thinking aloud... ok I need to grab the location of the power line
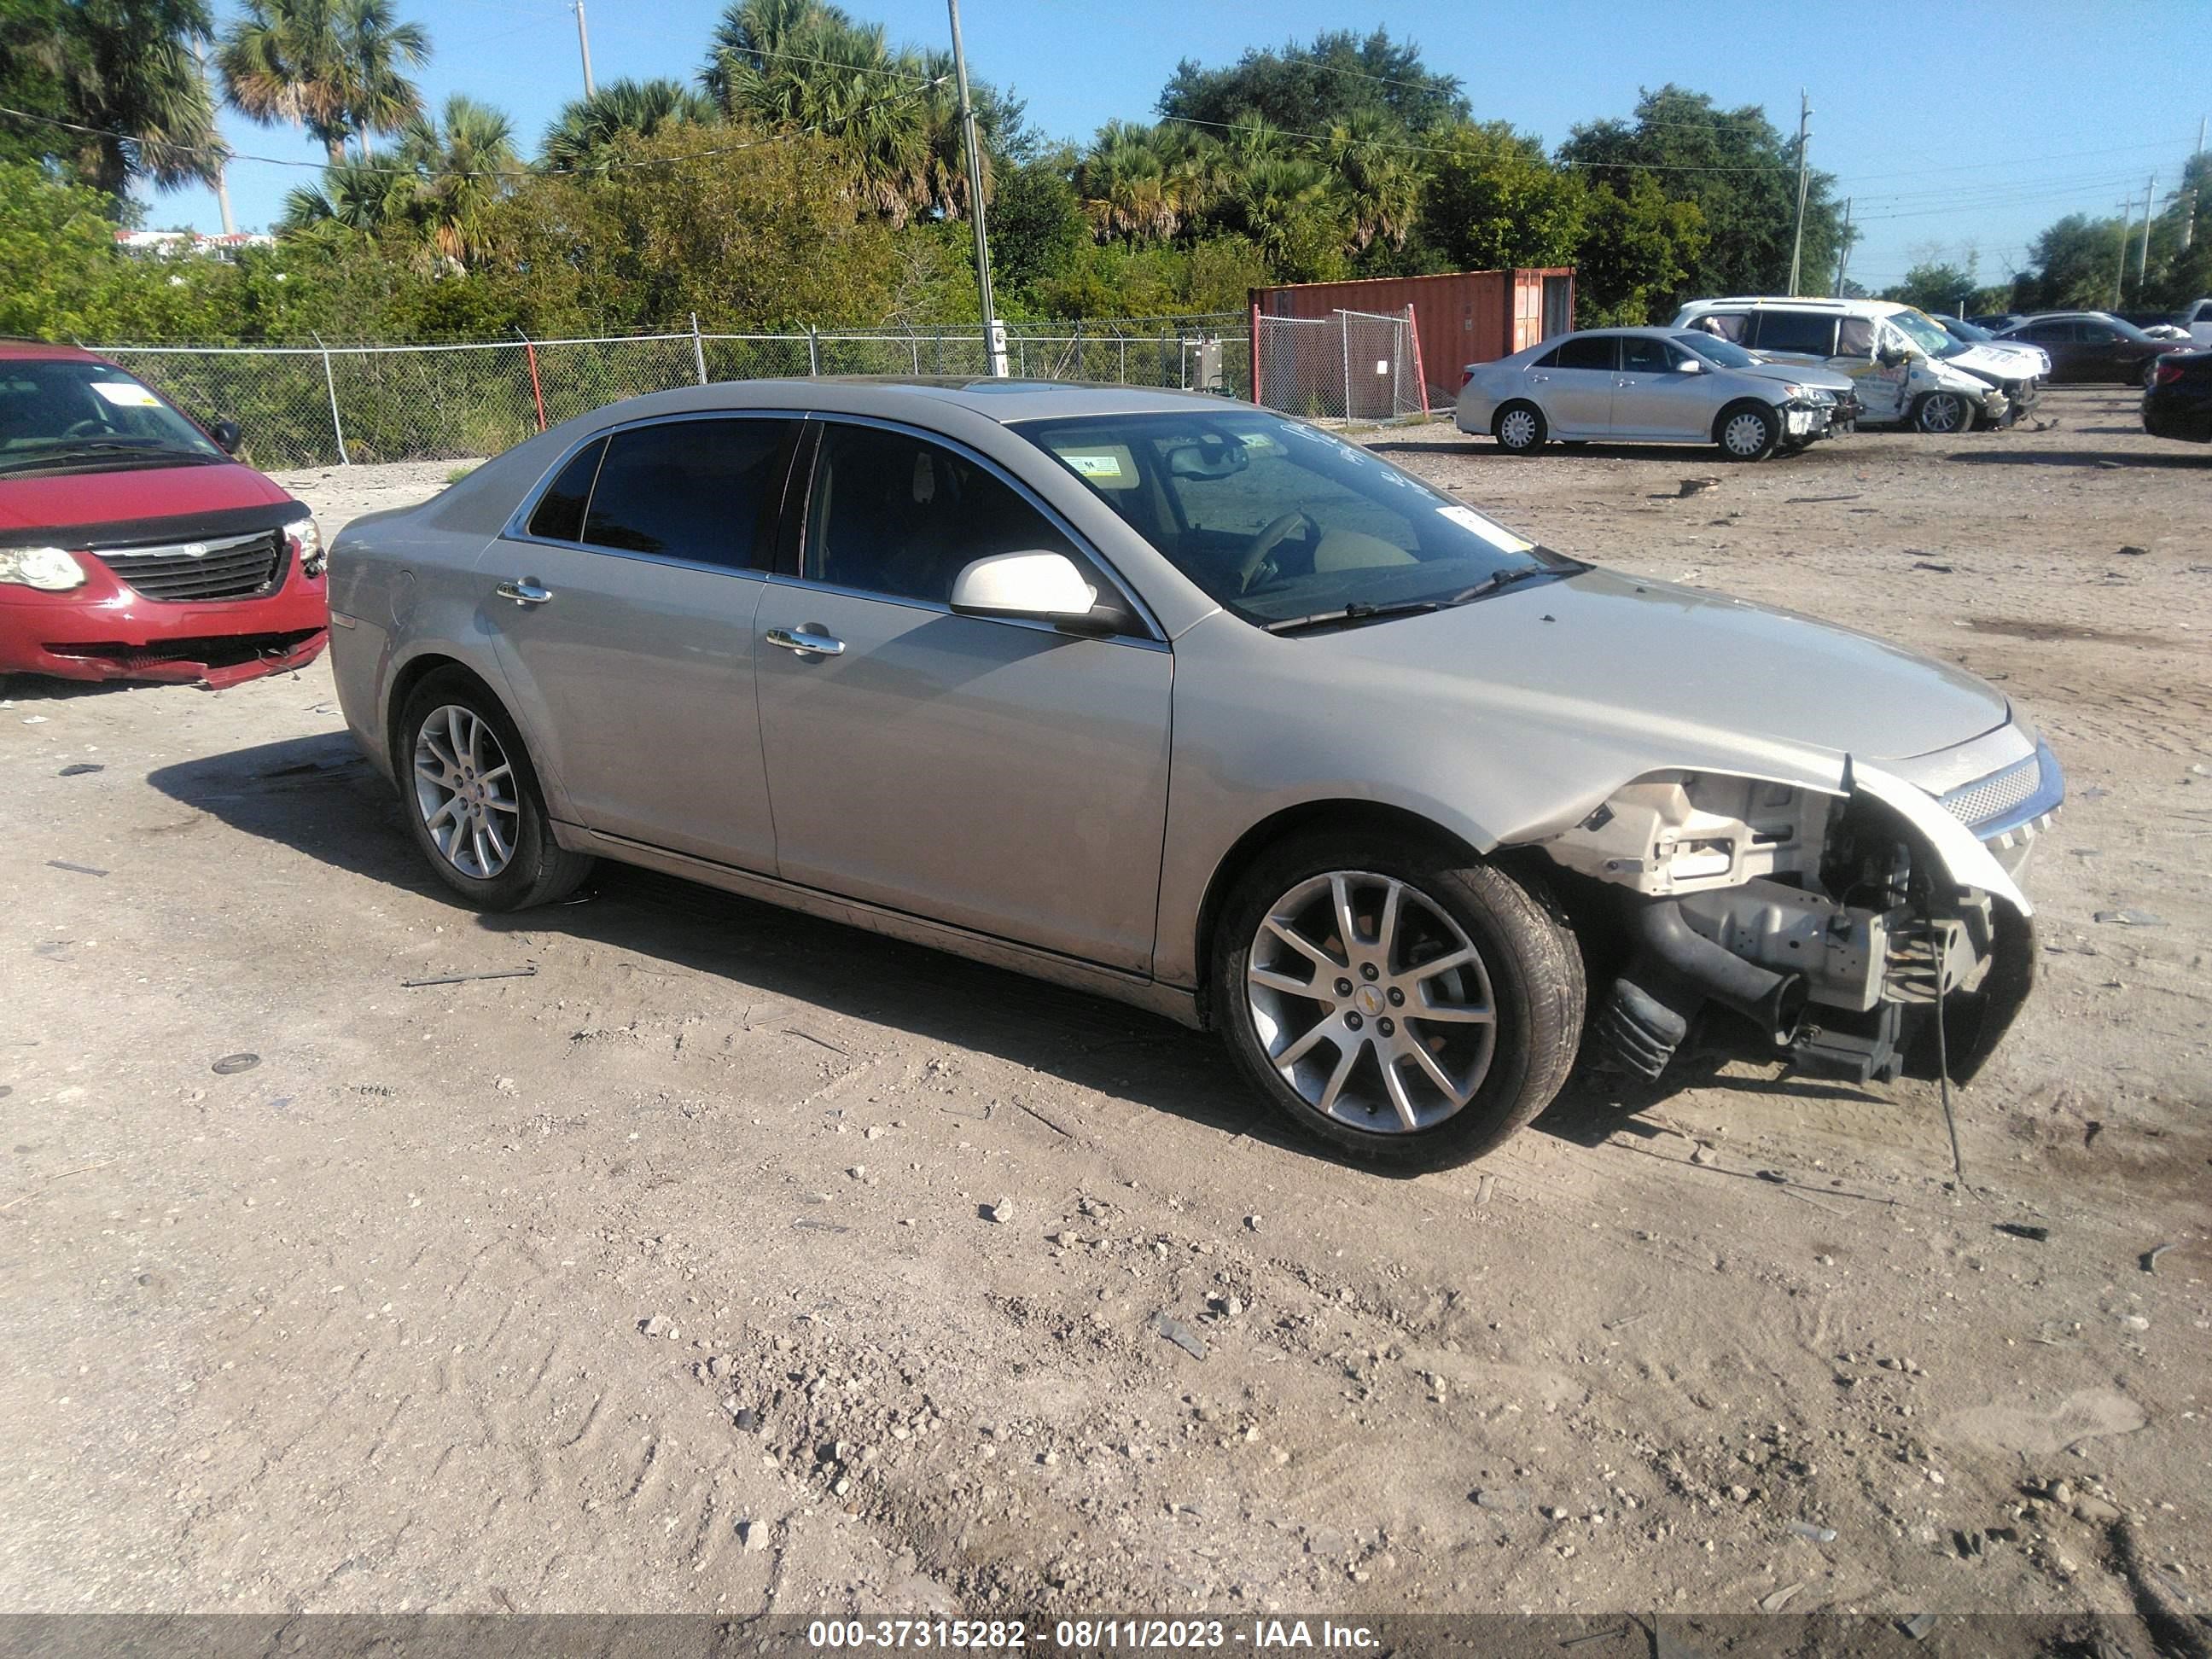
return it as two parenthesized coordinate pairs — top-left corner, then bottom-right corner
(0, 76), (949, 185)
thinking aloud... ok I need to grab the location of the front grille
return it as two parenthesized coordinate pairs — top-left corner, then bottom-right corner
(1940, 753), (2042, 830)
(90, 530), (287, 602)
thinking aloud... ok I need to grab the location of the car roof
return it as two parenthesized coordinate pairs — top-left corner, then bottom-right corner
(0, 338), (104, 363)
(580, 376), (1248, 427)
(1682, 295), (1906, 318)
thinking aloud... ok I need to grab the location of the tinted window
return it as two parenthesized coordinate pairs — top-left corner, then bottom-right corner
(1553, 335), (1616, 370)
(1619, 335), (1671, 373)
(2076, 320), (2118, 342)
(805, 422), (1080, 607)
(1529, 346), (1561, 369)
(2022, 320), (2069, 342)
(527, 438), (604, 541)
(1752, 311), (1837, 355)
(579, 418), (795, 567)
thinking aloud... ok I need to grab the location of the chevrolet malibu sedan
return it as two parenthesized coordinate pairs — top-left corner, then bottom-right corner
(0, 341), (327, 687)
(330, 381), (2059, 1167)
(1456, 328), (1837, 458)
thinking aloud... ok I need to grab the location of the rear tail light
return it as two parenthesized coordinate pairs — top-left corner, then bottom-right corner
(1460, 366), (1476, 387)
(2154, 358), (2186, 387)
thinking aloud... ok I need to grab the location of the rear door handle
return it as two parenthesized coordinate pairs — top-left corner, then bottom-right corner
(495, 579), (552, 607)
(765, 626), (845, 656)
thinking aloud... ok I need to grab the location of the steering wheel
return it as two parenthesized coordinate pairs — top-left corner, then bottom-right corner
(63, 418), (108, 438)
(1236, 509), (1318, 593)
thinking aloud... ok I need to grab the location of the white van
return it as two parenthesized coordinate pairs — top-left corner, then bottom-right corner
(1673, 296), (2025, 434)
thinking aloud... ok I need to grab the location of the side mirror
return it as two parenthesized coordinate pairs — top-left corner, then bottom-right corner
(1674, 358), (1703, 373)
(950, 550), (1102, 626)
(210, 419), (242, 453)
(1877, 346), (1909, 367)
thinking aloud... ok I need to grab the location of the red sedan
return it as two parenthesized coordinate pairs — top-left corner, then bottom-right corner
(0, 341), (327, 688)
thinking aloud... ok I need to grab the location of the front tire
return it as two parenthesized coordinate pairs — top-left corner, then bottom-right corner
(1493, 401), (1546, 455)
(1715, 401), (1778, 461)
(1912, 391), (1972, 434)
(397, 668), (593, 911)
(1214, 833), (1586, 1168)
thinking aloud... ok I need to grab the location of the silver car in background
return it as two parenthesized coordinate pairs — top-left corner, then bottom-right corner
(330, 381), (2058, 1167)
(1456, 327), (1837, 459)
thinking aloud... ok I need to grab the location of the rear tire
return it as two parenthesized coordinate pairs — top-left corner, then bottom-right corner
(1715, 401), (1778, 461)
(396, 668), (593, 911)
(1214, 831), (1586, 1168)
(1493, 402), (1546, 455)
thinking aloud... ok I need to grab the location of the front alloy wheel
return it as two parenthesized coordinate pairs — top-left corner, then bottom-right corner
(1247, 870), (1498, 1132)
(1914, 391), (1971, 434)
(1215, 835), (1586, 1167)
(1718, 405), (1778, 460)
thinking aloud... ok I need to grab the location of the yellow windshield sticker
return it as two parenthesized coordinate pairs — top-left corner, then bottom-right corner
(90, 381), (161, 408)
(1062, 453), (1121, 479)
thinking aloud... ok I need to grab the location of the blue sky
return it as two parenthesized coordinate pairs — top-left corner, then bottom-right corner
(160, 0), (2209, 298)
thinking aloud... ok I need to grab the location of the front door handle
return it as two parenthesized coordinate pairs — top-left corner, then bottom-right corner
(765, 626), (845, 656)
(495, 579), (553, 607)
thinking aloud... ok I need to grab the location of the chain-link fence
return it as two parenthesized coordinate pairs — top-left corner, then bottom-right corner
(1252, 308), (1426, 426)
(94, 316), (1250, 471)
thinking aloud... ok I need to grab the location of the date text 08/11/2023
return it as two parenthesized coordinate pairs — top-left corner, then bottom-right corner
(804, 1619), (1382, 1650)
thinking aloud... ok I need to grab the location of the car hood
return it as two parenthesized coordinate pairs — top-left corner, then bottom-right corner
(1735, 359), (1855, 393)
(0, 460), (290, 538)
(1312, 567), (2010, 768)
(1946, 342), (2041, 378)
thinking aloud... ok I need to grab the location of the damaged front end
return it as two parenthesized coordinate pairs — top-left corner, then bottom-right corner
(1541, 748), (2059, 1087)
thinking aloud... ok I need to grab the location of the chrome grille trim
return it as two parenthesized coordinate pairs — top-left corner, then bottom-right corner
(91, 530), (287, 602)
(1941, 752), (2042, 829)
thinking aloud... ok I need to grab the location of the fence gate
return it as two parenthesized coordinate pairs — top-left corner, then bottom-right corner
(1253, 308), (1425, 425)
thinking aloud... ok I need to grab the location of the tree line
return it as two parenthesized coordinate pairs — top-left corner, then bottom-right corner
(4, 1), (2200, 348)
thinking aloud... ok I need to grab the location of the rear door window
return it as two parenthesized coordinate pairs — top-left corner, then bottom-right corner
(1553, 335), (1617, 371)
(579, 417), (797, 568)
(1750, 311), (1837, 354)
(526, 438), (604, 542)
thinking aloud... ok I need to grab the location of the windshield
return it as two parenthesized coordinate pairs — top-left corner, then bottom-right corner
(1016, 410), (1573, 626)
(1674, 332), (1760, 370)
(2101, 315), (2157, 342)
(1893, 311), (1962, 359)
(0, 361), (222, 474)
(1940, 317), (1995, 343)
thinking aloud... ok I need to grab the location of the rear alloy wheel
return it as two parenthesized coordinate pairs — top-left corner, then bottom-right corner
(1215, 834), (1585, 1167)
(1716, 402), (1778, 461)
(1493, 402), (1546, 455)
(1913, 391), (1972, 434)
(398, 670), (593, 911)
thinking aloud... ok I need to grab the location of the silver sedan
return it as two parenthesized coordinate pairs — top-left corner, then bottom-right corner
(330, 381), (2058, 1167)
(1458, 327), (1838, 458)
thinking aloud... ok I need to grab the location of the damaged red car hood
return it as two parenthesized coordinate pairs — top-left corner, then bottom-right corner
(0, 461), (292, 537)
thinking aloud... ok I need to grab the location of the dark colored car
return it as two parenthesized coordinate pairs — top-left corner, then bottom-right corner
(1967, 313), (2025, 333)
(1995, 312), (2190, 387)
(2143, 349), (2212, 442)
(0, 341), (327, 686)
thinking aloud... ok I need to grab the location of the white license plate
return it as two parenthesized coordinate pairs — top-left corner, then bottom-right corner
(1786, 411), (1813, 434)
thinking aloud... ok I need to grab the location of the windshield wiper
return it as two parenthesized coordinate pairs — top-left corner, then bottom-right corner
(1447, 564), (1563, 604)
(0, 439), (217, 474)
(1262, 599), (1441, 636)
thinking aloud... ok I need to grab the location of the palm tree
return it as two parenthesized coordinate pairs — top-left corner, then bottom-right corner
(276, 154), (410, 235)
(539, 78), (715, 173)
(1075, 122), (1214, 243)
(218, 0), (428, 164)
(395, 93), (515, 265)
(1323, 110), (1419, 252)
(334, 0), (428, 160)
(3, 0), (225, 195)
(701, 0), (946, 226)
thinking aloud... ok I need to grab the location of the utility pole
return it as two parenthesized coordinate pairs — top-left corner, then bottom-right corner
(573, 0), (596, 97)
(1832, 196), (1852, 295)
(191, 39), (236, 237)
(946, 0), (1004, 375)
(1787, 89), (1812, 295)
(2111, 189), (2135, 309)
(2187, 116), (2205, 250)
(2137, 172), (2155, 287)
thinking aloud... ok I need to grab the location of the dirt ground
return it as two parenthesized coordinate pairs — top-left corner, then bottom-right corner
(3, 389), (2207, 1632)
